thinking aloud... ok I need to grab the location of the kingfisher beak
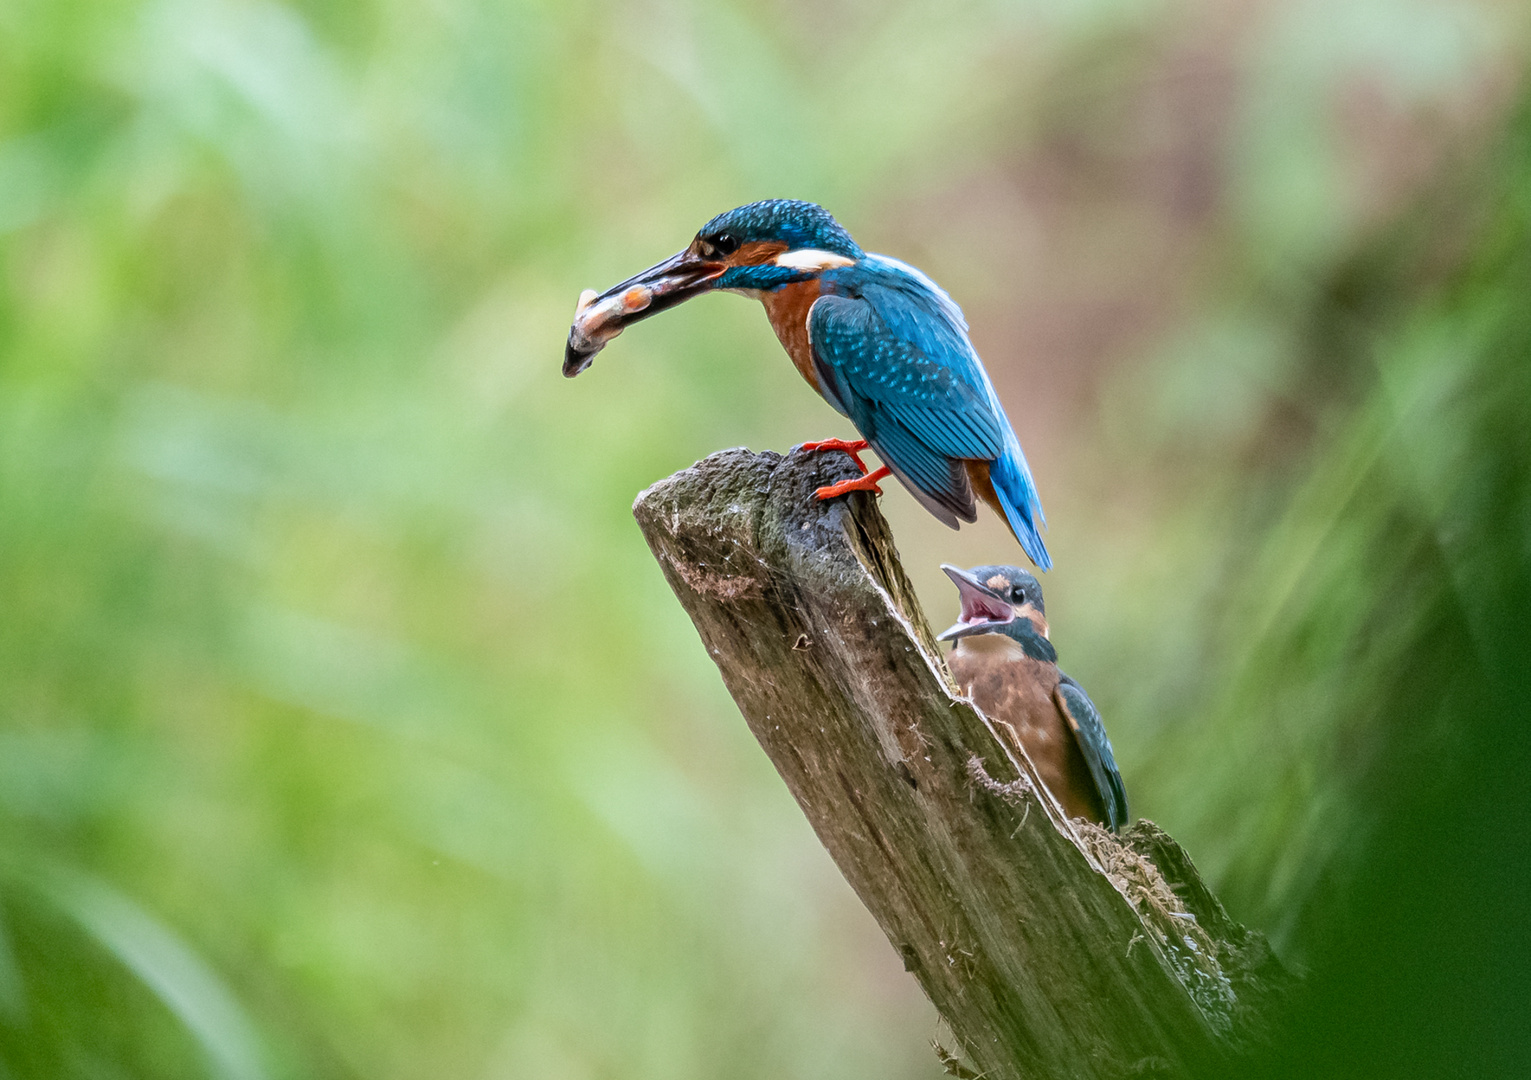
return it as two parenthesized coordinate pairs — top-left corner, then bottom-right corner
(564, 249), (727, 377)
(936, 565), (1016, 641)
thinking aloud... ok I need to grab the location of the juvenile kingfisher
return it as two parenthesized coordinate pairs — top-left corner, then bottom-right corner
(564, 199), (1050, 569)
(938, 564), (1127, 831)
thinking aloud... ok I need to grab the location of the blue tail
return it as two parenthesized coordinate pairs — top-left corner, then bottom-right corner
(991, 435), (1051, 571)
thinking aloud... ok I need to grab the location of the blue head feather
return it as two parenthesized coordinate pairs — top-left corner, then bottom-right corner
(697, 200), (864, 260)
(968, 565), (1045, 615)
(968, 565), (1055, 660)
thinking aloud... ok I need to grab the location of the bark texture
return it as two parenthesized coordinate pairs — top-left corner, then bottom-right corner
(632, 446), (1293, 1080)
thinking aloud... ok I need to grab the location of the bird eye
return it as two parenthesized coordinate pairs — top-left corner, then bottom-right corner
(710, 233), (740, 257)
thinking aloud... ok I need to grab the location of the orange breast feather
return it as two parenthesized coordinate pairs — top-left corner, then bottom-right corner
(761, 282), (824, 395)
(949, 641), (1107, 825)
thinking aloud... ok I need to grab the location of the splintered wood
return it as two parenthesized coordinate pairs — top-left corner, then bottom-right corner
(633, 446), (1293, 1080)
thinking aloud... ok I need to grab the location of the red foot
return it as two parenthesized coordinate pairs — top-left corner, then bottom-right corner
(801, 438), (870, 473)
(815, 465), (892, 500)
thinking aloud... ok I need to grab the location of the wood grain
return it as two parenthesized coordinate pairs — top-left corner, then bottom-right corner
(633, 446), (1291, 1080)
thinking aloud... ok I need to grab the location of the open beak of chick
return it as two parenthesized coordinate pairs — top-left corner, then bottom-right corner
(936, 565), (1017, 641)
(564, 248), (727, 377)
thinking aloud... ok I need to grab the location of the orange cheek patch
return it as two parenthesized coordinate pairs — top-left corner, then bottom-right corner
(728, 240), (789, 266)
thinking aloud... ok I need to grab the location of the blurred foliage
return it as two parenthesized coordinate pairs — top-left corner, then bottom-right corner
(1124, 90), (1531, 1079)
(0, 0), (1527, 1078)
(1254, 100), (1531, 1076)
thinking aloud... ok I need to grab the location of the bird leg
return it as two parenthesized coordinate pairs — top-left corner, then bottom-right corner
(800, 438), (870, 473)
(815, 466), (892, 500)
(802, 438), (885, 497)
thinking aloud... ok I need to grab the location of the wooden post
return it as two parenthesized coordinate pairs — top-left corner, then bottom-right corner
(633, 447), (1292, 1080)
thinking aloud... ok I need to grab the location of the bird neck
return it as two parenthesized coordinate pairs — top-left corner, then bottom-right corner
(992, 616), (1057, 662)
(759, 279), (826, 395)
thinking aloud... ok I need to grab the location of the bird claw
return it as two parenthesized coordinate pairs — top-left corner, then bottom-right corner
(801, 437), (871, 472)
(814, 466), (892, 500)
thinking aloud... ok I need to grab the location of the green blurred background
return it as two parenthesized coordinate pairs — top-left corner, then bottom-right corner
(2, 1), (1529, 1077)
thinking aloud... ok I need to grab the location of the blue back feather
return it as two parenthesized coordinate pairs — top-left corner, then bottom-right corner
(812, 256), (1051, 569)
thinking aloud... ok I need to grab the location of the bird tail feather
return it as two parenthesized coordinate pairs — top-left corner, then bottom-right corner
(990, 438), (1051, 571)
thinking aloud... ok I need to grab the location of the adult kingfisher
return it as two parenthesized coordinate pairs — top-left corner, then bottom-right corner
(938, 564), (1127, 830)
(564, 199), (1050, 569)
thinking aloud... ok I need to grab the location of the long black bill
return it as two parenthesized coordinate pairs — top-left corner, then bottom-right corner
(563, 249), (726, 377)
(936, 564), (1017, 641)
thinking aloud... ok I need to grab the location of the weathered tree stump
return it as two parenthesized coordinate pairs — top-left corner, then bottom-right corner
(633, 447), (1292, 1080)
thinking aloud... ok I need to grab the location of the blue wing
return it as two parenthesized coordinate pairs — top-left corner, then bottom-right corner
(1054, 675), (1129, 832)
(810, 257), (1050, 567)
(809, 294), (999, 524)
